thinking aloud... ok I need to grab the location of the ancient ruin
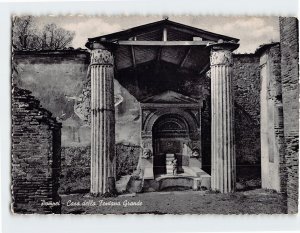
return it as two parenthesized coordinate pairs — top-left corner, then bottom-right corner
(11, 16), (299, 214)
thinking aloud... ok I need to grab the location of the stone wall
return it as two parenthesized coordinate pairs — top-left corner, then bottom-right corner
(232, 54), (261, 181)
(258, 43), (286, 192)
(59, 146), (91, 194)
(11, 85), (62, 214)
(59, 144), (140, 194)
(280, 17), (299, 214)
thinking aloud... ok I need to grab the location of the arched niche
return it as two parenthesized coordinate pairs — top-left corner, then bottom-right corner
(139, 91), (202, 177)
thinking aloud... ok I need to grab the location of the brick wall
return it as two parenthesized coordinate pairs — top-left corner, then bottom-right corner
(11, 85), (62, 214)
(280, 17), (299, 214)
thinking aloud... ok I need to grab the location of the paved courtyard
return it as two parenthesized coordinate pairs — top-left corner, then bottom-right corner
(61, 189), (287, 214)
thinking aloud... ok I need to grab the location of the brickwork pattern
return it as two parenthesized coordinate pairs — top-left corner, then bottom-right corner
(280, 17), (299, 214)
(11, 86), (62, 214)
(267, 44), (287, 193)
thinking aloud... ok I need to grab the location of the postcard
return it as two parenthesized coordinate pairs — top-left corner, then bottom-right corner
(11, 14), (298, 215)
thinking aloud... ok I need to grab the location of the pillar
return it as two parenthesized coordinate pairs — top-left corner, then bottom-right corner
(90, 42), (116, 195)
(209, 42), (239, 193)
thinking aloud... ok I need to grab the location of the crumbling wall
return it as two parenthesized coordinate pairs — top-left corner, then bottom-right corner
(11, 86), (62, 214)
(280, 17), (299, 214)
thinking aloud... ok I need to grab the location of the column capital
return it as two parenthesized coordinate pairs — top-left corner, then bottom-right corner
(90, 42), (114, 66)
(209, 42), (239, 66)
(210, 50), (233, 66)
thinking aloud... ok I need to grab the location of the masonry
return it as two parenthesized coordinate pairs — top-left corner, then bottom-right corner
(280, 17), (299, 214)
(11, 18), (299, 211)
(11, 84), (62, 214)
(253, 17), (299, 213)
(233, 54), (261, 182)
(13, 48), (262, 193)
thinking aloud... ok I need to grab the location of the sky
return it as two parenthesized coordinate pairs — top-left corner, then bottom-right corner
(33, 15), (280, 53)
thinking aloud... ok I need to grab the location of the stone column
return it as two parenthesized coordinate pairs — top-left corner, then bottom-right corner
(209, 42), (239, 193)
(90, 42), (116, 195)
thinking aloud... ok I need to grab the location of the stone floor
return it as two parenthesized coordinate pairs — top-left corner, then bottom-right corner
(60, 188), (287, 214)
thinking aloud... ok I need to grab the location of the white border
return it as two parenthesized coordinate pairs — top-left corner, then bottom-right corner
(1, 1), (299, 233)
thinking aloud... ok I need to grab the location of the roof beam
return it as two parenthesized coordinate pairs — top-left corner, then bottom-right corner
(179, 47), (192, 68)
(116, 40), (214, 46)
(130, 46), (136, 68)
(167, 25), (235, 42)
(162, 28), (167, 41)
(154, 46), (163, 75)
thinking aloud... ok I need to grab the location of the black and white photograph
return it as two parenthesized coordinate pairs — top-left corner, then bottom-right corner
(1, 0), (300, 232)
(9, 13), (299, 216)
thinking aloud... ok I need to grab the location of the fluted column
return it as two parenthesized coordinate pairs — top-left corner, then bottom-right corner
(90, 43), (116, 195)
(210, 42), (239, 193)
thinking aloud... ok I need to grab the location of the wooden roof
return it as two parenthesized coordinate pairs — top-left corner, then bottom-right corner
(86, 19), (239, 74)
(142, 90), (199, 104)
(87, 19), (239, 43)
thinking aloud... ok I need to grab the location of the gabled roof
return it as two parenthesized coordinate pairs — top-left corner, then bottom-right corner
(142, 90), (199, 104)
(86, 19), (239, 45)
(85, 19), (239, 74)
